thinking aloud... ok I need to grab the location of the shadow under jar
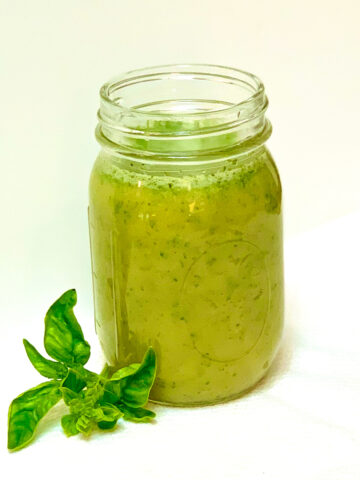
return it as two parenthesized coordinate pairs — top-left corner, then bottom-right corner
(89, 64), (284, 406)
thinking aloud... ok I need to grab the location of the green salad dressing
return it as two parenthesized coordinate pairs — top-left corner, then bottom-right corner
(89, 143), (283, 405)
(90, 65), (284, 405)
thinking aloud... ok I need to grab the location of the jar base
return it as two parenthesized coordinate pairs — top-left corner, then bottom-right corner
(148, 370), (268, 408)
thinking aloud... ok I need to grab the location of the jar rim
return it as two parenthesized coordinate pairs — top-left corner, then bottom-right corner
(99, 63), (265, 120)
(97, 64), (270, 163)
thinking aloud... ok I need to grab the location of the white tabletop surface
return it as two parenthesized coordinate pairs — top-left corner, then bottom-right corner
(1, 211), (360, 479)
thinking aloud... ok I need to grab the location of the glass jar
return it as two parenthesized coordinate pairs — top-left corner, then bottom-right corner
(89, 64), (284, 406)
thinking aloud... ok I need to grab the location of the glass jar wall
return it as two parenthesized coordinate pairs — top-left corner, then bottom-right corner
(89, 65), (284, 406)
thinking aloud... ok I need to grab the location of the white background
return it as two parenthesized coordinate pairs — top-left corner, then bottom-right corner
(1, 1), (359, 478)
(1, 0), (360, 306)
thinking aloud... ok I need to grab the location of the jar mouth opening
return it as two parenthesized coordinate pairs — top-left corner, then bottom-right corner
(97, 64), (270, 161)
(99, 64), (265, 120)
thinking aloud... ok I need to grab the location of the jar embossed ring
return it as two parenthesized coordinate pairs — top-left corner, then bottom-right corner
(89, 64), (284, 406)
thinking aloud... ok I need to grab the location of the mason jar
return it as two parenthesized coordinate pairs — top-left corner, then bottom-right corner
(89, 64), (284, 406)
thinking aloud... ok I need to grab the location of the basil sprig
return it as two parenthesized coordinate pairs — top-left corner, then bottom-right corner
(7, 289), (157, 451)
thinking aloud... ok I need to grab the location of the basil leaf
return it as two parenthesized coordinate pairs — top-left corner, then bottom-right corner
(97, 419), (118, 430)
(23, 339), (68, 379)
(61, 387), (80, 406)
(110, 363), (141, 381)
(44, 289), (90, 366)
(61, 369), (86, 393)
(101, 363), (141, 404)
(76, 415), (93, 435)
(119, 347), (156, 408)
(102, 349), (156, 407)
(100, 403), (123, 422)
(61, 414), (79, 437)
(117, 404), (156, 423)
(8, 381), (61, 451)
(101, 384), (120, 405)
(96, 403), (122, 430)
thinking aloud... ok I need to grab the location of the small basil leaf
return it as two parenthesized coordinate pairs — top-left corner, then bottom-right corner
(60, 387), (81, 406)
(101, 363), (141, 403)
(110, 363), (141, 381)
(91, 407), (105, 423)
(68, 397), (85, 417)
(8, 380), (61, 451)
(61, 369), (86, 393)
(76, 415), (93, 435)
(97, 419), (118, 430)
(120, 347), (156, 408)
(44, 289), (90, 366)
(117, 404), (156, 423)
(102, 378), (122, 404)
(61, 414), (79, 437)
(100, 403), (123, 422)
(23, 339), (68, 379)
(101, 385), (120, 405)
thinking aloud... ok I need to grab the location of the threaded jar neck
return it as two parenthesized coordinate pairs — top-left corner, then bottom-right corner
(96, 64), (271, 165)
